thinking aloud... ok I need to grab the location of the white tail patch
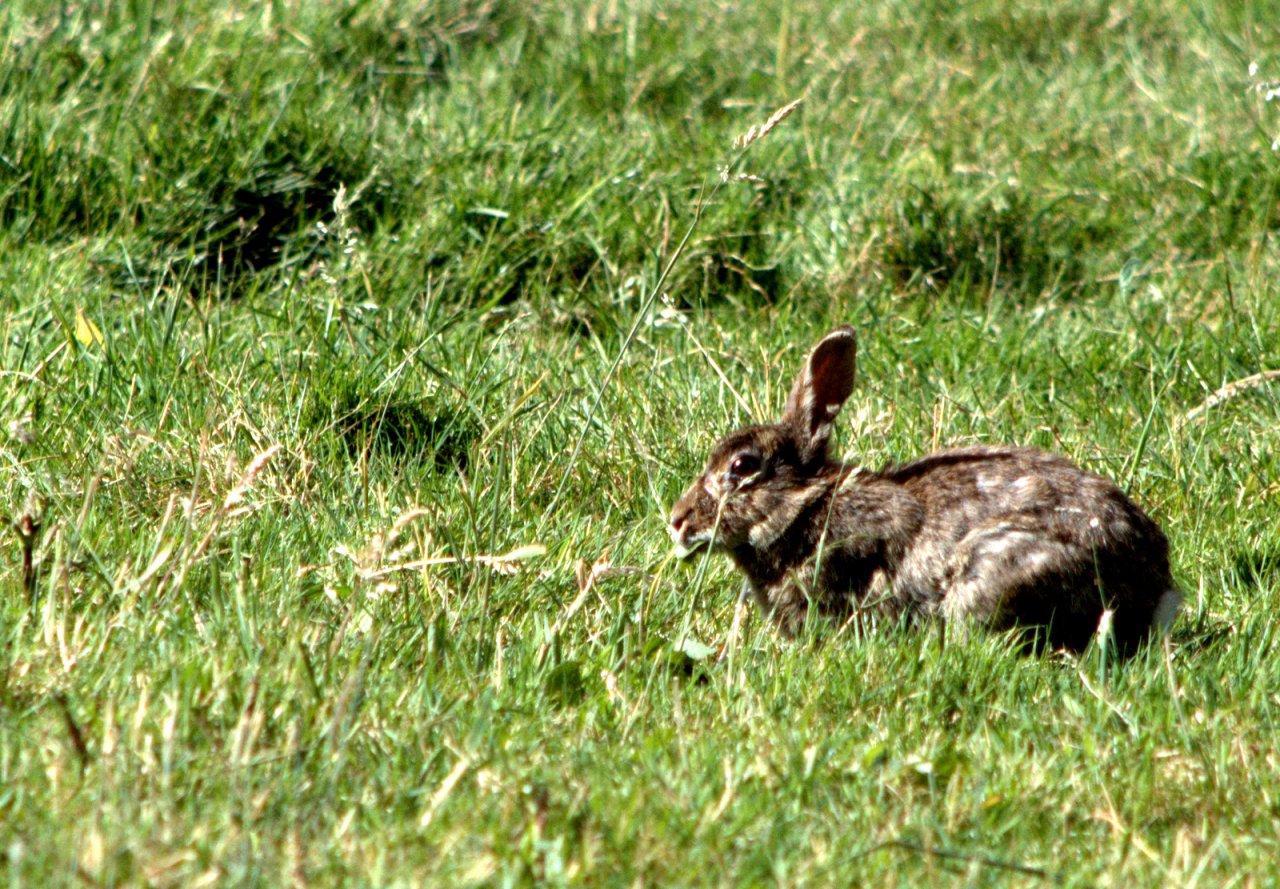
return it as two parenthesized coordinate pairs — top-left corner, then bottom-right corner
(1153, 588), (1183, 632)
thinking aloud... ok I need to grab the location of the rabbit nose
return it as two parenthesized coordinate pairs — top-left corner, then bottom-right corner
(670, 482), (709, 543)
(669, 504), (690, 535)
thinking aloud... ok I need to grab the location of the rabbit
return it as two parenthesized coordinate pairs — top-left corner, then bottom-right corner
(667, 326), (1181, 654)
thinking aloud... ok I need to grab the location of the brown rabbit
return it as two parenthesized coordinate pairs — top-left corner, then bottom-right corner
(668, 326), (1181, 653)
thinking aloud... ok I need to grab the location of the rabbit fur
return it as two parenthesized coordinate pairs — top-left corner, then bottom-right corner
(667, 326), (1181, 653)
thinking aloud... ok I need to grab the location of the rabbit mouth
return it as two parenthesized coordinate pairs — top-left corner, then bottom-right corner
(671, 540), (709, 559)
(668, 525), (712, 559)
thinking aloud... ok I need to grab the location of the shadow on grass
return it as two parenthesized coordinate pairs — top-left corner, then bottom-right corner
(304, 369), (477, 470)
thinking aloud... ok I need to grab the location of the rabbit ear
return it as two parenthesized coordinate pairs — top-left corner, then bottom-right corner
(781, 326), (857, 465)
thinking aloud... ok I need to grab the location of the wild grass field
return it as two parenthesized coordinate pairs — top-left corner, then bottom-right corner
(3, 0), (1280, 885)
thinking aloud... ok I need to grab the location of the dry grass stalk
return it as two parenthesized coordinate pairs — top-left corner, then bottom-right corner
(418, 755), (471, 830)
(535, 558), (643, 666)
(732, 98), (802, 149)
(222, 445), (281, 512)
(718, 168), (767, 184)
(350, 543), (545, 581)
(1182, 369), (1280, 423)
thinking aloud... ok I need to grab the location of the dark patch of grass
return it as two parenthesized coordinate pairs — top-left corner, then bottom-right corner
(307, 0), (523, 105)
(452, 219), (607, 309)
(878, 185), (1115, 298)
(1174, 149), (1280, 256)
(188, 134), (388, 292)
(0, 115), (124, 239)
(935, 2), (1182, 67)
(676, 184), (805, 305)
(688, 241), (784, 303)
(305, 368), (477, 469)
(1228, 545), (1280, 591)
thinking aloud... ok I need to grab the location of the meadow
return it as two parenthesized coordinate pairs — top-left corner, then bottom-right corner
(3, 0), (1280, 885)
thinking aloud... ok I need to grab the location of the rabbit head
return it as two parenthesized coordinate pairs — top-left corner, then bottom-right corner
(668, 326), (858, 557)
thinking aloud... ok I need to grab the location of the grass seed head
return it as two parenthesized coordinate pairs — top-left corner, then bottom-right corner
(733, 98), (802, 149)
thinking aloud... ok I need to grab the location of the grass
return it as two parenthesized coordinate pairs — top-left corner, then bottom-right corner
(2, 0), (1280, 884)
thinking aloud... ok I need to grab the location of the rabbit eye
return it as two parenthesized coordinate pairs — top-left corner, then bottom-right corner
(728, 452), (762, 479)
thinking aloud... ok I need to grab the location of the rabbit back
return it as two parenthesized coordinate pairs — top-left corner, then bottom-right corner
(879, 446), (1175, 651)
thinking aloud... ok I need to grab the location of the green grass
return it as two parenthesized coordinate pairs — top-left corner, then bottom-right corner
(3, 0), (1280, 884)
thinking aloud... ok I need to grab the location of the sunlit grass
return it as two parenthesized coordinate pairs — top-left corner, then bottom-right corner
(3, 0), (1280, 885)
